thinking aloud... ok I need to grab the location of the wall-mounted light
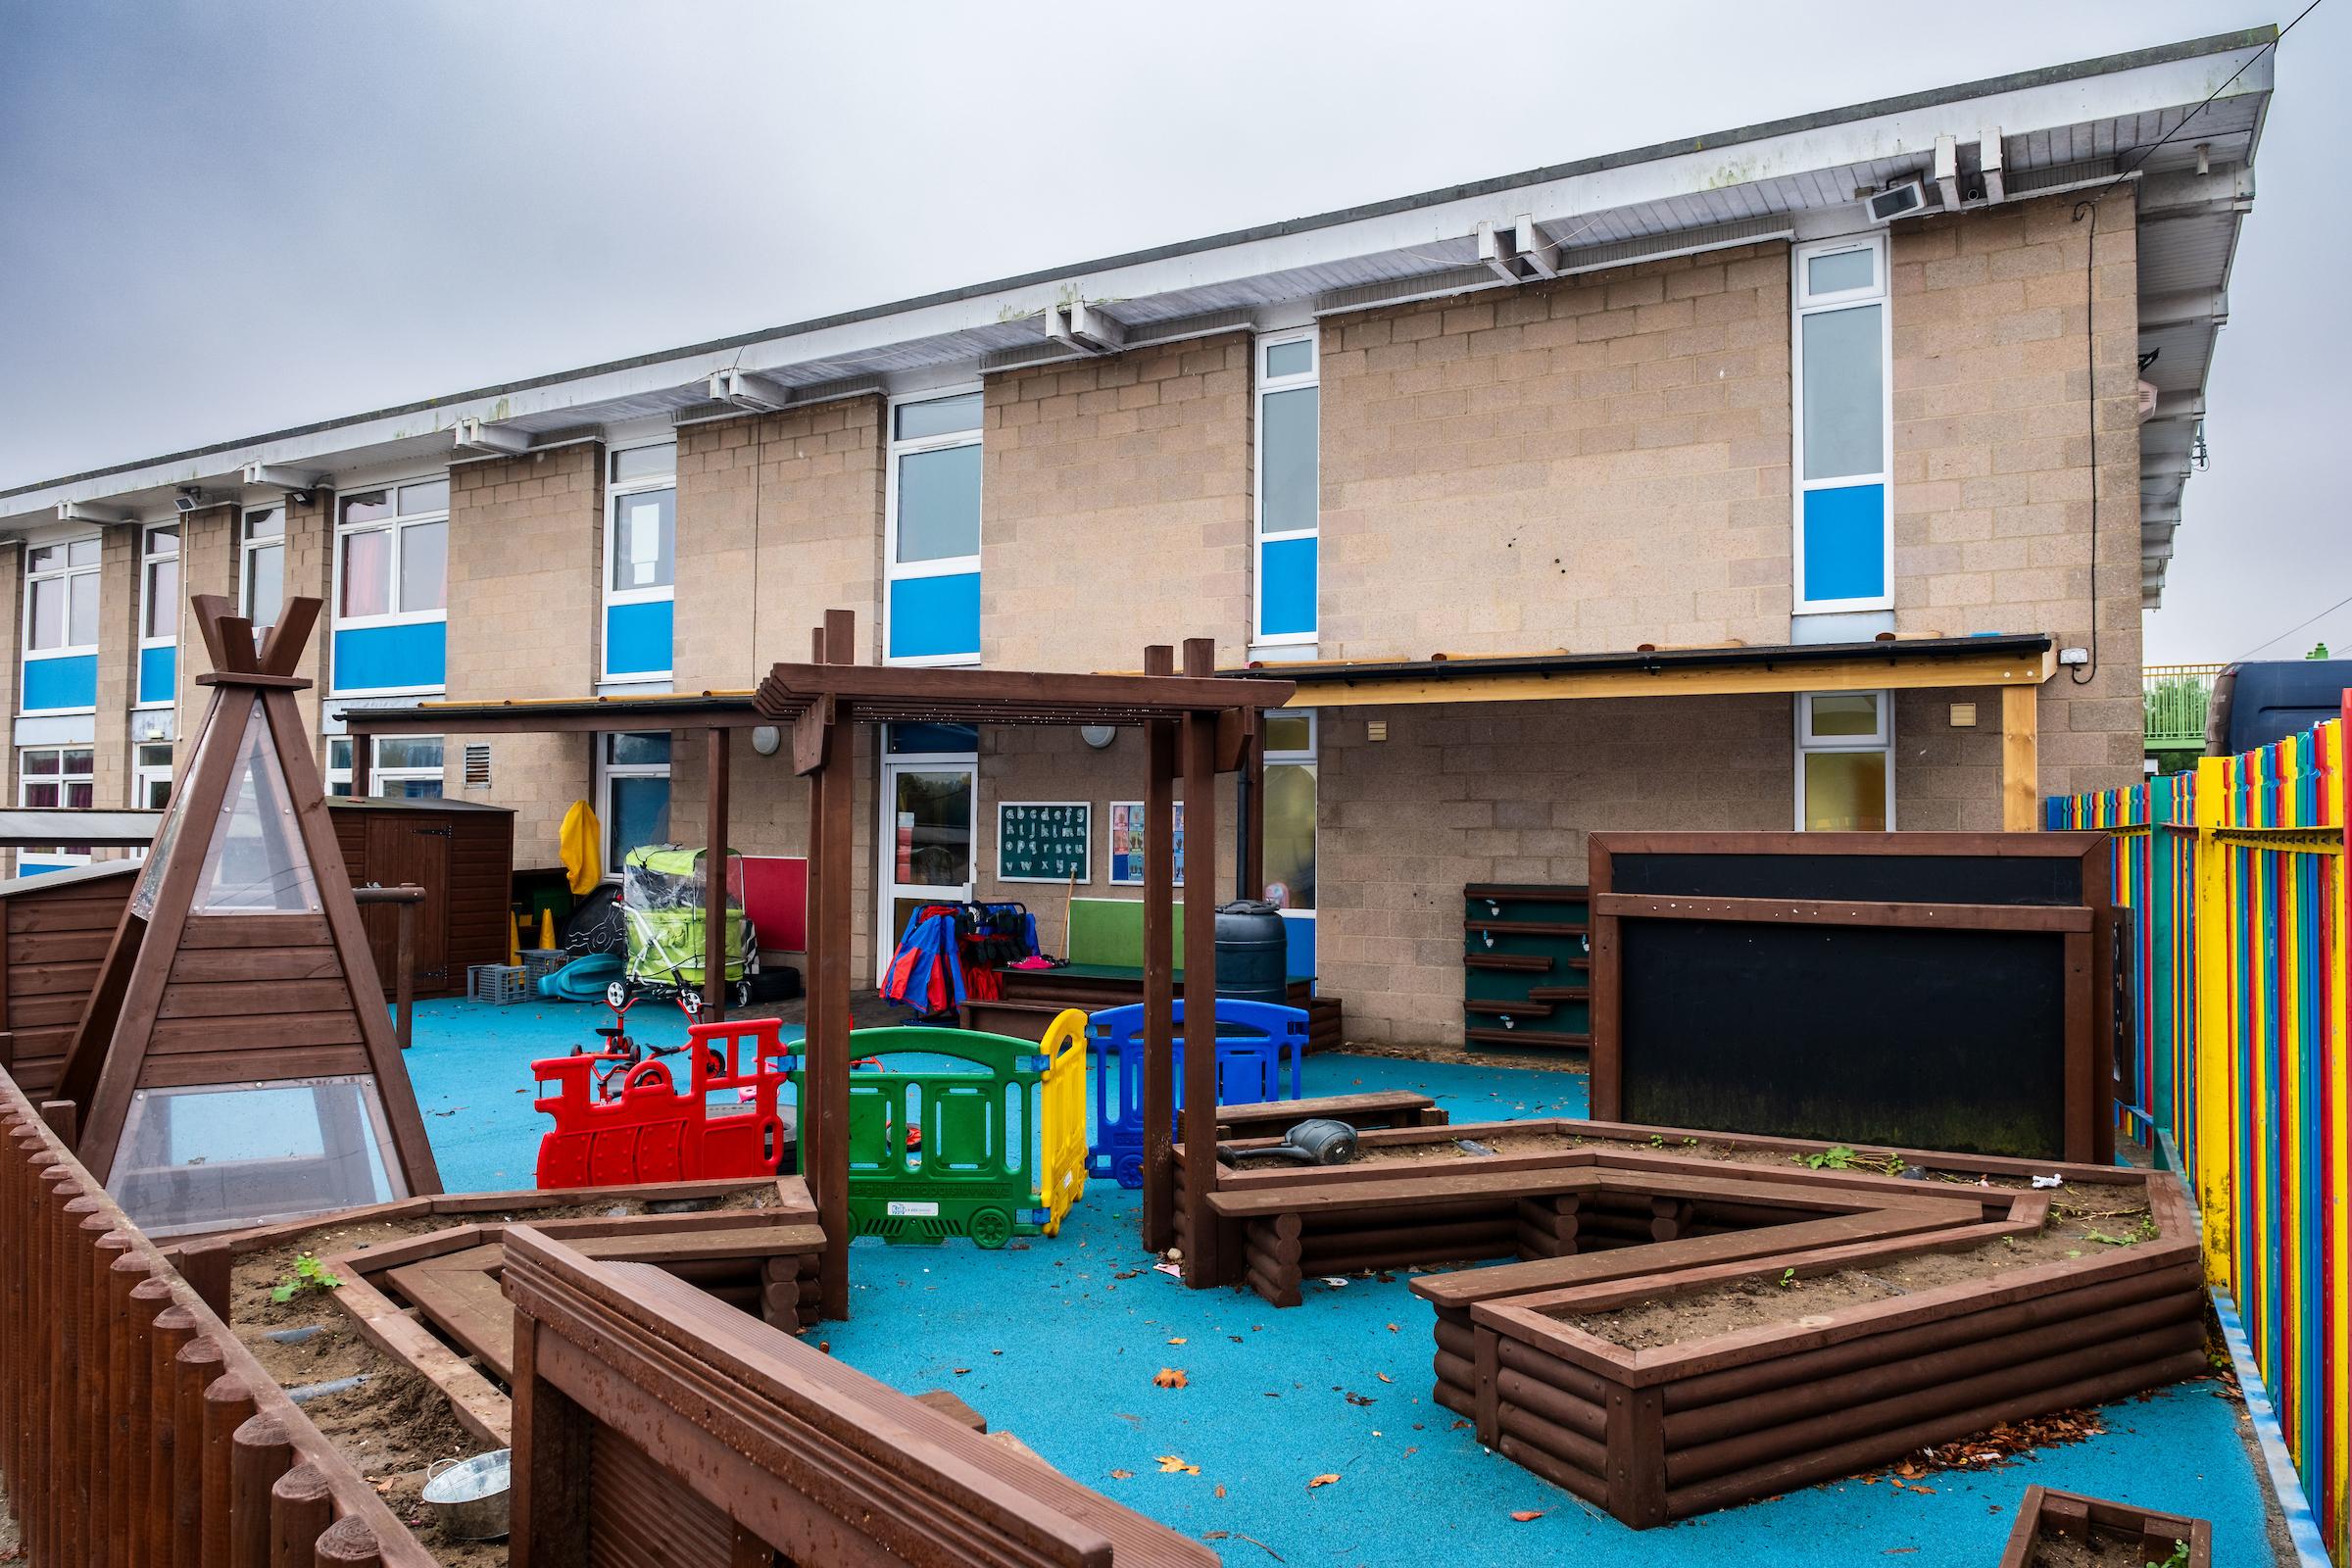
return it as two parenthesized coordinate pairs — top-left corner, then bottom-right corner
(751, 725), (783, 758)
(1079, 725), (1116, 751)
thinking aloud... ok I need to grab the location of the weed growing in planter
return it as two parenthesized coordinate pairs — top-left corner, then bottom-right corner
(270, 1253), (344, 1303)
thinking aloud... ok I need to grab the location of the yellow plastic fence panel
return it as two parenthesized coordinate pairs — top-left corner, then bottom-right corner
(2191, 755), (2233, 1287)
(1036, 1007), (1091, 1237)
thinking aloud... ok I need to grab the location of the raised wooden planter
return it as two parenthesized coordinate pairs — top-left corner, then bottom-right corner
(1997, 1485), (2214, 1566)
(1450, 1169), (2201, 1527)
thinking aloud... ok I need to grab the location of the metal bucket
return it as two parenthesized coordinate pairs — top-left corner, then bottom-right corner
(421, 1449), (512, 1542)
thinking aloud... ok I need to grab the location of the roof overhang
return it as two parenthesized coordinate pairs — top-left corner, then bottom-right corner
(0, 808), (162, 847)
(0, 28), (2274, 607)
(1227, 635), (2055, 708)
(338, 692), (763, 736)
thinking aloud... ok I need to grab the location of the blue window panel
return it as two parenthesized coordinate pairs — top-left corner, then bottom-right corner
(137, 645), (176, 706)
(1258, 535), (1317, 638)
(1801, 483), (1886, 603)
(14, 859), (74, 879)
(1282, 912), (1316, 981)
(888, 572), (980, 661)
(332, 621), (447, 693)
(605, 600), (674, 676)
(23, 654), (97, 711)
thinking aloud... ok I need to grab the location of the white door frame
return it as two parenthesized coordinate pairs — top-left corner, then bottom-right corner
(876, 743), (979, 960)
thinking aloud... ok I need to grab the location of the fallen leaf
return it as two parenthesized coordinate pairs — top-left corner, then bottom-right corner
(1306, 1473), (1340, 1490)
(1510, 1510), (1545, 1523)
(953, 1367), (971, 1376)
(1385, 1322), (1399, 1333)
(1214, 1485), (1226, 1498)
(1344, 1392), (1375, 1406)
(1153, 1367), (1189, 1389)
(1108, 1469), (1134, 1480)
(1167, 1336), (1188, 1345)
(1375, 1373), (1394, 1384)
(1157, 1454), (1200, 1475)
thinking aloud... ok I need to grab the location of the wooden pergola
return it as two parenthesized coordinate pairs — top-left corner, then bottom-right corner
(755, 610), (1294, 1318)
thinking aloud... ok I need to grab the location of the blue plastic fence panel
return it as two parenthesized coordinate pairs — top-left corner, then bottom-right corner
(1258, 536), (1317, 638)
(1087, 999), (1308, 1187)
(137, 644), (176, 706)
(1800, 482), (1886, 603)
(333, 621), (447, 693)
(889, 572), (981, 661)
(605, 599), (674, 676)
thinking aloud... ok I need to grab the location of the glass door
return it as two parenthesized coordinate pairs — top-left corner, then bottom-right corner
(880, 758), (976, 953)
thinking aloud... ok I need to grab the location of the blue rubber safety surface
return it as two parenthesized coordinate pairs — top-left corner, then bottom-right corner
(402, 999), (2275, 1566)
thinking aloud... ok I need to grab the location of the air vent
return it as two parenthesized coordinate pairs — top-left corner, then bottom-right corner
(464, 744), (491, 789)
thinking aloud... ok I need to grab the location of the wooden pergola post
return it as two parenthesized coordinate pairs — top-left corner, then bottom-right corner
(808, 612), (856, 1320)
(1140, 646), (1177, 1252)
(1177, 639), (1222, 1287)
(1242, 707), (1265, 901)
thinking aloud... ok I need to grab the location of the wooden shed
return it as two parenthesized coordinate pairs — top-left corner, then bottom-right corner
(327, 796), (514, 1000)
(0, 858), (140, 1101)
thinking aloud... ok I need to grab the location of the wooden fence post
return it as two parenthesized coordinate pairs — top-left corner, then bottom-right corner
(269, 1457), (334, 1568)
(202, 1375), (259, 1568)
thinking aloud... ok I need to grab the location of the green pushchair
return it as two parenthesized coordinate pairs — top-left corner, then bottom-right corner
(619, 846), (758, 1011)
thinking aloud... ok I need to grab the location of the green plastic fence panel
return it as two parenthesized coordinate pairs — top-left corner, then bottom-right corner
(1065, 897), (1184, 968)
(793, 1024), (1048, 1249)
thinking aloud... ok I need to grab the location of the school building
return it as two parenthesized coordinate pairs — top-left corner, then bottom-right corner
(0, 29), (2274, 1046)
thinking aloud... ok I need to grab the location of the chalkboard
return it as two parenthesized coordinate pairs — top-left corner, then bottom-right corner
(1617, 918), (2067, 1156)
(997, 802), (1092, 884)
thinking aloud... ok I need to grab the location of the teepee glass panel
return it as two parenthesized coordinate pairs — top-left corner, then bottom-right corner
(194, 708), (321, 913)
(128, 698), (223, 920)
(107, 1075), (408, 1236)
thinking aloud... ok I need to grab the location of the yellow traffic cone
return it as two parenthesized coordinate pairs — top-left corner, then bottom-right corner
(538, 908), (557, 952)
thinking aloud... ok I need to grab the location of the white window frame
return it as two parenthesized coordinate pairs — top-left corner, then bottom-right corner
(327, 735), (446, 799)
(596, 731), (673, 879)
(239, 504), (286, 631)
(1252, 328), (1320, 648)
(18, 744), (96, 869)
(1790, 234), (1894, 615)
(602, 443), (677, 683)
(136, 522), (179, 710)
(330, 476), (450, 698)
(883, 387), (984, 668)
(1792, 690), (1895, 831)
(1260, 708), (1317, 915)
(22, 532), (102, 714)
(132, 739), (175, 811)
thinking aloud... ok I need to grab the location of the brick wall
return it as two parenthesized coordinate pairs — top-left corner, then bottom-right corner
(444, 446), (603, 859)
(981, 335), (1253, 671)
(1317, 243), (1795, 660)
(1889, 190), (2144, 801)
(673, 397), (886, 686)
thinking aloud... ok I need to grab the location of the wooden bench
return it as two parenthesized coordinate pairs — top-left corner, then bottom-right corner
(1204, 1166), (1982, 1307)
(1195, 1090), (1446, 1143)
(505, 1227), (1220, 1567)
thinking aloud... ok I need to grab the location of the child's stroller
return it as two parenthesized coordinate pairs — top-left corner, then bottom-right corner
(618, 846), (759, 1012)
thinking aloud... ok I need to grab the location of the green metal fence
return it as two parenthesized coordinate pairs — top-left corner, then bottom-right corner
(2145, 663), (2225, 766)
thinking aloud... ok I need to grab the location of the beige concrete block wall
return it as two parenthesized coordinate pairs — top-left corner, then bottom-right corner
(90, 526), (140, 808)
(673, 397), (886, 686)
(282, 488), (334, 758)
(443, 446), (603, 863)
(1890, 190), (2144, 803)
(172, 504), (238, 760)
(981, 335), (1254, 671)
(1313, 695), (1794, 1045)
(1318, 243), (1795, 660)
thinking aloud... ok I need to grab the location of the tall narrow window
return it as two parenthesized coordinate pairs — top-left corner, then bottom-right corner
(1254, 331), (1319, 646)
(604, 443), (676, 682)
(240, 506), (285, 631)
(22, 536), (101, 714)
(17, 745), (95, 873)
(1792, 236), (1891, 613)
(1795, 691), (1893, 831)
(133, 741), (175, 810)
(1260, 710), (1318, 911)
(137, 523), (179, 709)
(598, 732), (672, 875)
(332, 478), (449, 695)
(885, 390), (982, 664)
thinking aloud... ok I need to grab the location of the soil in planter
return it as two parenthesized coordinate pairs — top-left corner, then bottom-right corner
(2026, 1524), (2196, 1567)
(1559, 1191), (2157, 1349)
(221, 1188), (774, 1568)
(1342, 1126), (2048, 1188)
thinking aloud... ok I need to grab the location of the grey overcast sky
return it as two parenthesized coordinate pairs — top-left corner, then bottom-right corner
(0, 0), (2341, 663)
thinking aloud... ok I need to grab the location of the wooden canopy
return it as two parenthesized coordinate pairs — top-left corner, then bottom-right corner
(761, 610), (1294, 1318)
(52, 596), (440, 1236)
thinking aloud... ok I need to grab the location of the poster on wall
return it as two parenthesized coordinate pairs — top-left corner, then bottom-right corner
(997, 802), (1092, 884)
(1108, 801), (1183, 886)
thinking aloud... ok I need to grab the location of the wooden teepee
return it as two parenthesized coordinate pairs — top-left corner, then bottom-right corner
(55, 596), (440, 1235)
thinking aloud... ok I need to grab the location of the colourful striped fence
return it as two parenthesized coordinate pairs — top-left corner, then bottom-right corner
(2046, 696), (2349, 1564)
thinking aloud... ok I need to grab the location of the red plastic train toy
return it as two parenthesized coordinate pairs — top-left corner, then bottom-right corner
(532, 1017), (792, 1189)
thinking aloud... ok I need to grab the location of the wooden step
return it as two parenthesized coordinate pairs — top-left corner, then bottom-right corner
(1526, 985), (1590, 1002)
(1461, 952), (1551, 972)
(1465, 999), (1553, 1019)
(1463, 919), (1587, 936)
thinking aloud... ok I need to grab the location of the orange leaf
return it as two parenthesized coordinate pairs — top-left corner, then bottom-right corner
(1510, 1510), (1545, 1523)
(1167, 1336), (1188, 1345)
(1109, 1469), (1134, 1480)
(1153, 1368), (1190, 1389)
(1307, 1473), (1341, 1490)
(1214, 1485), (1227, 1498)
(1156, 1454), (1200, 1475)
(1375, 1373), (1394, 1384)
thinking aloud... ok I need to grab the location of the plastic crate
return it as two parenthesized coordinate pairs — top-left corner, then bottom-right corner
(466, 963), (531, 1006)
(519, 948), (569, 987)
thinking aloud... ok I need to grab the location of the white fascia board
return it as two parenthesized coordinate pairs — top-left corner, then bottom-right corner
(0, 38), (2272, 526)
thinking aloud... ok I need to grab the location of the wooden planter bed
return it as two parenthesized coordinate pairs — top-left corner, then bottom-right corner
(1433, 1164), (2199, 1527)
(1997, 1484), (2214, 1567)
